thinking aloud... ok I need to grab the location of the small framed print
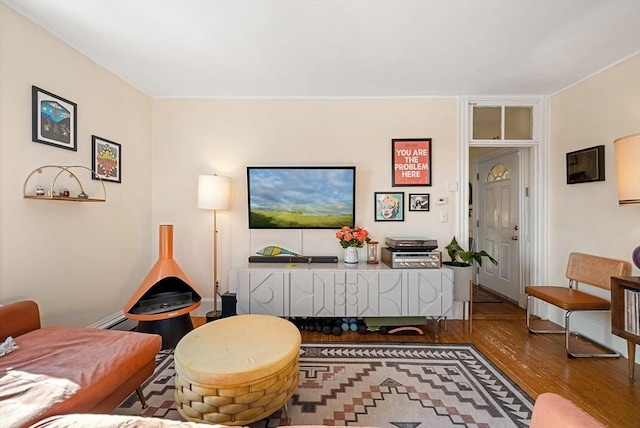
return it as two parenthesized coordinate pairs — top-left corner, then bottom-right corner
(392, 138), (432, 186)
(92, 135), (121, 183)
(409, 193), (430, 211)
(374, 192), (404, 221)
(32, 86), (77, 151)
(566, 145), (605, 184)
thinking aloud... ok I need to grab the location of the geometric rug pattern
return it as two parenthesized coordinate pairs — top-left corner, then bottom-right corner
(114, 343), (534, 427)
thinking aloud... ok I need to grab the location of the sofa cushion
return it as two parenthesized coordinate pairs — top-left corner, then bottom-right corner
(30, 414), (232, 428)
(0, 327), (160, 427)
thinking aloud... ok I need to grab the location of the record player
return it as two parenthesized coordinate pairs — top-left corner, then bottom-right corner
(385, 237), (438, 251)
(382, 237), (441, 268)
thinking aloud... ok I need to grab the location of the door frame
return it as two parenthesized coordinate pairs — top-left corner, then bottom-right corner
(456, 96), (549, 300)
(473, 147), (527, 306)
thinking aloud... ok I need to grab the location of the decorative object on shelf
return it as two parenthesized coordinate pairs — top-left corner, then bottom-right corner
(344, 246), (359, 264)
(198, 174), (231, 322)
(335, 225), (370, 248)
(255, 245), (312, 265)
(92, 135), (122, 183)
(336, 225), (370, 265)
(614, 133), (640, 269)
(409, 193), (430, 211)
(566, 145), (605, 184)
(391, 138), (432, 186)
(367, 240), (379, 264)
(374, 192), (404, 221)
(23, 165), (106, 202)
(31, 86), (77, 151)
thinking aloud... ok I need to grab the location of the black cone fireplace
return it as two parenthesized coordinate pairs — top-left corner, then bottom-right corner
(124, 224), (202, 349)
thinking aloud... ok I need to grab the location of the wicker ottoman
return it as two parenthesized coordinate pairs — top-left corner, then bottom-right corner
(174, 314), (301, 425)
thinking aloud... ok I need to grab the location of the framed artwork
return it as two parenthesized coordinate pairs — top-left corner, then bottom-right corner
(374, 192), (404, 221)
(409, 193), (430, 211)
(566, 145), (605, 184)
(92, 135), (122, 183)
(392, 138), (432, 186)
(31, 86), (77, 151)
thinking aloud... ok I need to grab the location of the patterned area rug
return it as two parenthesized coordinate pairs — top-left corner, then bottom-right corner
(114, 343), (533, 427)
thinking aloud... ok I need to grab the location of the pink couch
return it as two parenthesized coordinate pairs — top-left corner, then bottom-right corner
(0, 300), (162, 428)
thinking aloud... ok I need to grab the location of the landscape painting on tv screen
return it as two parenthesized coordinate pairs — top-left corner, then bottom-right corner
(247, 166), (356, 229)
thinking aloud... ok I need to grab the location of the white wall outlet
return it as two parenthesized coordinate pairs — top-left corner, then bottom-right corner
(447, 181), (459, 191)
(440, 211), (448, 222)
(435, 196), (447, 205)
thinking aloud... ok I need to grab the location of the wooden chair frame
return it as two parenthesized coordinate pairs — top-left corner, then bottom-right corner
(525, 252), (631, 358)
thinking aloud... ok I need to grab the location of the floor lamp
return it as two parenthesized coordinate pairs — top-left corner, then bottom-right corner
(614, 133), (640, 269)
(198, 174), (231, 322)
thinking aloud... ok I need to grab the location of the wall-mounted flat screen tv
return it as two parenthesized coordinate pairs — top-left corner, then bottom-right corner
(247, 166), (356, 229)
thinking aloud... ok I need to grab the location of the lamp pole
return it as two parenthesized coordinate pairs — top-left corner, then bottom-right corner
(197, 174), (231, 322)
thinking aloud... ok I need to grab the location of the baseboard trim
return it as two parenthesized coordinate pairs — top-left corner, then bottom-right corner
(88, 310), (126, 329)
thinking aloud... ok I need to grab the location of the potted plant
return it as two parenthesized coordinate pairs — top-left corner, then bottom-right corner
(335, 225), (370, 264)
(443, 237), (498, 302)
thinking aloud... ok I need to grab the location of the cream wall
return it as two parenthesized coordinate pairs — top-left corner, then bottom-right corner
(151, 98), (459, 313)
(3, 0), (639, 350)
(549, 55), (640, 357)
(0, 4), (153, 326)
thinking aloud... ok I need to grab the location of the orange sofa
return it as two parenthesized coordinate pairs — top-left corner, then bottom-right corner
(0, 300), (161, 428)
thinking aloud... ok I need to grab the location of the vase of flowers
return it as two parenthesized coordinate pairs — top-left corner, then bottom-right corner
(336, 226), (370, 264)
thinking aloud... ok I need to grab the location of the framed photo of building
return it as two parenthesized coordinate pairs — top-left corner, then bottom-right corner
(392, 138), (432, 186)
(92, 135), (122, 183)
(374, 192), (404, 221)
(31, 86), (77, 151)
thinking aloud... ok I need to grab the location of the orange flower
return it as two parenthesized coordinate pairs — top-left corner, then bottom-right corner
(336, 225), (370, 248)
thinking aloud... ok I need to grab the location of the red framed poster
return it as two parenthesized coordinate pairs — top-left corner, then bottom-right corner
(392, 138), (432, 186)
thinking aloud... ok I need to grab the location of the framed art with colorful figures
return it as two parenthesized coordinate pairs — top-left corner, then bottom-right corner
(32, 86), (77, 151)
(92, 135), (121, 183)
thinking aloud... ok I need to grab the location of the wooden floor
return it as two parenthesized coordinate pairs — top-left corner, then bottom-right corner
(193, 296), (639, 427)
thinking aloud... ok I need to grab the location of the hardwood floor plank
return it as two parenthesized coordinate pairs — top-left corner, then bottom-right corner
(191, 303), (639, 427)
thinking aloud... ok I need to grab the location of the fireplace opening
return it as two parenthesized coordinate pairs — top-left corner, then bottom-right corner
(128, 277), (200, 316)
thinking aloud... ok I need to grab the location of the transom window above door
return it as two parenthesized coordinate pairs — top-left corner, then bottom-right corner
(472, 106), (533, 140)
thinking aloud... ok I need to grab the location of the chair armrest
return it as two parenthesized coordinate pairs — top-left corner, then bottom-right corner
(0, 300), (41, 341)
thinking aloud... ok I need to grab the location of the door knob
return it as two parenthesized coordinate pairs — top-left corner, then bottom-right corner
(511, 235), (518, 241)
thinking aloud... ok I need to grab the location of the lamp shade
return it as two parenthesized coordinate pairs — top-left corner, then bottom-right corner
(614, 133), (640, 206)
(198, 174), (231, 210)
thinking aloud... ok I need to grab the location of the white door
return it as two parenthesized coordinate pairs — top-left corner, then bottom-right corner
(476, 151), (520, 302)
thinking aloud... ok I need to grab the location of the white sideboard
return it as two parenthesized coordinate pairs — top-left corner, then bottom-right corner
(229, 263), (453, 320)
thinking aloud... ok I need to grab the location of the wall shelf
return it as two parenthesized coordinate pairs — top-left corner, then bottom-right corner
(23, 165), (106, 202)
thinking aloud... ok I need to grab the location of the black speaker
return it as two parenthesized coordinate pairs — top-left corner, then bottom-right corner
(221, 292), (237, 318)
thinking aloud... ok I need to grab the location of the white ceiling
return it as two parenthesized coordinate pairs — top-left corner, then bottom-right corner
(4, 0), (640, 98)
